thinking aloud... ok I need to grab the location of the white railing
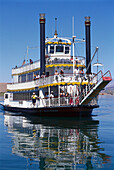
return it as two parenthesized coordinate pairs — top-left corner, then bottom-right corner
(34, 73), (96, 86)
(46, 56), (85, 66)
(12, 60), (40, 75)
(41, 96), (78, 107)
(7, 81), (36, 91)
(7, 97), (79, 108)
(8, 72), (97, 92)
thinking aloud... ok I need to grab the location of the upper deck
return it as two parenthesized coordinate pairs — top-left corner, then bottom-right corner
(11, 34), (85, 85)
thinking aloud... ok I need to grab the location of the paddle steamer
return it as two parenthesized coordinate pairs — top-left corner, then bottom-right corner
(3, 14), (112, 116)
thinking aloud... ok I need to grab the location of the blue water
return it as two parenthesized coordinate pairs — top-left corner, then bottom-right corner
(0, 95), (114, 170)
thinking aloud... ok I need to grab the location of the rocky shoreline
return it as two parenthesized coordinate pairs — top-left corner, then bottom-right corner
(99, 92), (114, 95)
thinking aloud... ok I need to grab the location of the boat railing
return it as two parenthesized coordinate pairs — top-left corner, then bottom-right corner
(8, 96), (79, 108)
(46, 56), (85, 66)
(12, 60), (40, 76)
(34, 73), (96, 86)
(41, 96), (79, 107)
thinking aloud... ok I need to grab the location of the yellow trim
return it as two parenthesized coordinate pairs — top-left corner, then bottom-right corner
(46, 64), (85, 68)
(45, 42), (71, 45)
(7, 81), (94, 92)
(12, 68), (40, 76)
(39, 82), (94, 89)
(7, 87), (35, 92)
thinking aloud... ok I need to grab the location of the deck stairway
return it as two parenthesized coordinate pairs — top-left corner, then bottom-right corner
(79, 70), (112, 105)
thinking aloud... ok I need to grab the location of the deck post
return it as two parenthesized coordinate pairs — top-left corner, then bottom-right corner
(48, 86), (50, 107)
(58, 85), (60, 106)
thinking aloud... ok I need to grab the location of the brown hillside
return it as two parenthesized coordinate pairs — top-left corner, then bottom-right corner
(0, 83), (7, 92)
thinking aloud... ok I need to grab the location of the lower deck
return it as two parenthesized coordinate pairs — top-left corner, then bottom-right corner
(2, 104), (99, 117)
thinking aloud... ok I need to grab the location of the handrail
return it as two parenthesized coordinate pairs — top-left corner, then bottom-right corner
(79, 70), (103, 103)
(34, 73), (96, 87)
(46, 56), (85, 65)
(102, 70), (112, 79)
(79, 70), (112, 104)
(40, 96), (79, 107)
(12, 59), (40, 69)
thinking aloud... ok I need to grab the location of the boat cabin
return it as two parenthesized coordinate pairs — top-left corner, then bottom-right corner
(45, 37), (71, 58)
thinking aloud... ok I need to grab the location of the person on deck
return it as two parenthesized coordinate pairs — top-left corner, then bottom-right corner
(22, 59), (25, 66)
(36, 74), (40, 79)
(74, 66), (79, 81)
(30, 59), (33, 64)
(60, 69), (64, 81)
(54, 70), (59, 82)
(79, 68), (84, 77)
(31, 92), (37, 106)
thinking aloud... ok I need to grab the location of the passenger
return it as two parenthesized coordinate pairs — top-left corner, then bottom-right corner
(74, 66), (79, 81)
(41, 72), (46, 85)
(34, 74), (36, 80)
(36, 74), (40, 79)
(41, 72), (45, 78)
(75, 57), (81, 65)
(30, 59), (33, 64)
(54, 70), (59, 82)
(60, 90), (65, 97)
(69, 94), (73, 105)
(60, 69), (64, 81)
(60, 90), (65, 105)
(50, 91), (54, 98)
(70, 56), (73, 63)
(22, 59), (25, 65)
(79, 68), (84, 77)
(31, 92), (37, 106)
(66, 92), (69, 97)
(48, 58), (52, 64)
(50, 91), (54, 105)
(45, 92), (49, 99)
(65, 92), (70, 104)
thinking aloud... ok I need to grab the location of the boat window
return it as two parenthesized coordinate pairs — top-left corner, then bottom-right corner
(28, 72), (33, 81)
(18, 75), (21, 83)
(50, 46), (54, 54)
(65, 46), (69, 54)
(56, 46), (63, 52)
(5, 94), (8, 99)
(21, 74), (26, 83)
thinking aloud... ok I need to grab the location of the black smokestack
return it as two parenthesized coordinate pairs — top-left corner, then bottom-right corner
(39, 13), (45, 76)
(85, 16), (91, 74)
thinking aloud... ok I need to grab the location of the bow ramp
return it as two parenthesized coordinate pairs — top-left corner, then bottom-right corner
(80, 70), (112, 105)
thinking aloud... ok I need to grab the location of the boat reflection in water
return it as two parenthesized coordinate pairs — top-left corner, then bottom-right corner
(4, 112), (111, 169)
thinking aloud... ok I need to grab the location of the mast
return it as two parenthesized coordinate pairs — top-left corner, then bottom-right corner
(72, 16), (76, 75)
(54, 18), (58, 38)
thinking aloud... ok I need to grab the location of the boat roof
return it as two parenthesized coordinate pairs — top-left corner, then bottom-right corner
(45, 37), (71, 45)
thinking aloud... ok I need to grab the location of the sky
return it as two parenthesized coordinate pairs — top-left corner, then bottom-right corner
(0, 0), (114, 82)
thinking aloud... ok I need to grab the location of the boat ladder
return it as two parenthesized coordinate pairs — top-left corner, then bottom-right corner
(79, 70), (112, 105)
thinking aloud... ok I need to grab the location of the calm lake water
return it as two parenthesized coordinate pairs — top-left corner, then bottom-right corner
(0, 95), (114, 170)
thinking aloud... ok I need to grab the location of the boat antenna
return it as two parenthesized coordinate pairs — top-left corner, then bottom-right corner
(54, 18), (58, 38)
(72, 16), (74, 36)
(27, 45), (29, 63)
(72, 16), (76, 75)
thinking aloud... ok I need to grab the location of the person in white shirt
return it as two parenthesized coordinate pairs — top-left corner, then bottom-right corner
(36, 74), (40, 79)
(74, 67), (79, 81)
